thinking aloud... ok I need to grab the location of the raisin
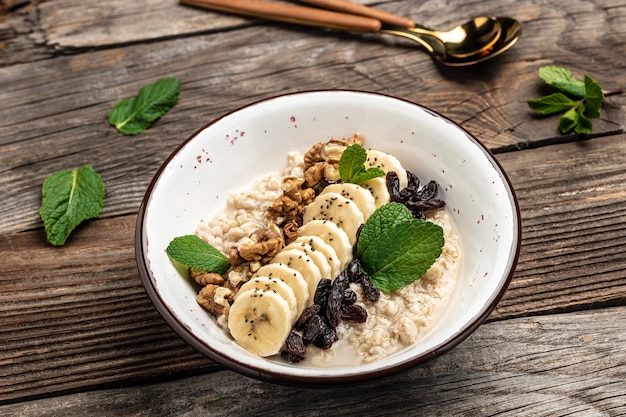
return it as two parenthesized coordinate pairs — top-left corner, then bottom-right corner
(303, 314), (330, 345)
(416, 180), (438, 201)
(340, 304), (368, 323)
(295, 303), (320, 331)
(407, 170), (421, 189)
(342, 288), (357, 305)
(347, 258), (364, 283)
(360, 272), (380, 302)
(326, 272), (349, 327)
(313, 278), (332, 311)
(312, 327), (337, 350)
(281, 330), (307, 362)
(386, 171), (402, 202)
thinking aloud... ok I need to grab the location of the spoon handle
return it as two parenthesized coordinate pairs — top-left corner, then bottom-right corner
(180, 0), (382, 32)
(297, 0), (414, 28)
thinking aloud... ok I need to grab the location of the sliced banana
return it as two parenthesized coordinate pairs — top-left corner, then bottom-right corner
(236, 276), (298, 321)
(361, 176), (391, 209)
(228, 289), (293, 357)
(284, 241), (332, 280)
(366, 149), (408, 189)
(294, 235), (342, 279)
(298, 219), (353, 272)
(271, 248), (322, 304)
(254, 263), (309, 318)
(302, 192), (364, 246)
(320, 183), (377, 220)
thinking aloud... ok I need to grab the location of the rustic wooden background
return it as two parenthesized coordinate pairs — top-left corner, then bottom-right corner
(1, 0), (625, 415)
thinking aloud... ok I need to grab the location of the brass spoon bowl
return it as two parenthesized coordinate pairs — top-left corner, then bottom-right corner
(182, 0), (522, 66)
(382, 16), (522, 66)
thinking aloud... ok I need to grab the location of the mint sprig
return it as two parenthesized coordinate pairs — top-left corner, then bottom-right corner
(527, 66), (623, 134)
(166, 235), (230, 274)
(339, 144), (385, 184)
(39, 165), (105, 246)
(357, 202), (444, 292)
(109, 77), (181, 135)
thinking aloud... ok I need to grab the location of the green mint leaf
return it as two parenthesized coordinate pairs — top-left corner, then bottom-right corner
(357, 202), (413, 257)
(109, 77), (181, 135)
(39, 165), (105, 246)
(351, 168), (386, 185)
(339, 144), (385, 184)
(574, 104), (593, 134)
(538, 65), (586, 98)
(527, 93), (577, 116)
(339, 144), (368, 183)
(357, 202), (444, 292)
(558, 107), (579, 134)
(584, 75), (604, 118)
(166, 235), (230, 274)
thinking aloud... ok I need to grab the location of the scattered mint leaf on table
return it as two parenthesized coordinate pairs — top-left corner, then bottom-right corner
(166, 235), (230, 274)
(357, 202), (444, 293)
(39, 165), (105, 246)
(109, 77), (181, 135)
(527, 65), (623, 134)
(339, 144), (385, 184)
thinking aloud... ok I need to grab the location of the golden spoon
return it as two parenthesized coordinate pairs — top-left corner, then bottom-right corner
(180, 0), (521, 66)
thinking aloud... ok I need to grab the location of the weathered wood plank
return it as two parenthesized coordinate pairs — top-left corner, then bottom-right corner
(492, 134), (626, 319)
(1, 135), (625, 404)
(1, 307), (624, 416)
(1, 6), (625, 235)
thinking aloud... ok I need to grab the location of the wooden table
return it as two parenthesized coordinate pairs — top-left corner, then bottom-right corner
(1, 0), (625, 415)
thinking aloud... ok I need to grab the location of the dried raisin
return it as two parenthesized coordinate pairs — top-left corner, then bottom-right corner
(295, 304), (320, 331)
(342, 288), (357, 305)
(360, 272), (380, 302)
(281, 330), (307, 362)
(313, 278), (332, 311)
(326, 272), (349, 327)
(340, 304), (368, 323)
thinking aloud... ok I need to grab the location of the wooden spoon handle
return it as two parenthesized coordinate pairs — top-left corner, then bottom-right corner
(298, 0), (414, 28)
(180, 0), (382, 32)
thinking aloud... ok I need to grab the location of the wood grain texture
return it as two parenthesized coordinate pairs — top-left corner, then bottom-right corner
(1, 307), (624, 416)
(1, 0), (625, 236)
(1, 135), (625, 404)
(1, 0), (625, 411)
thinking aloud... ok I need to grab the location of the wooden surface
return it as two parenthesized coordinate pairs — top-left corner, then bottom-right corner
(1, 0), (625, 415)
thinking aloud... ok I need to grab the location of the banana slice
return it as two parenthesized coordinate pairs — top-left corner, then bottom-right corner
(298, 220), (353, 272)
(254, 263), (309, 318)
(302, 192), (364, 246)
(228, 288), (293, 357)
(366, 149), (408, 189)
(236, 276), (298, 321)
(320, 183), (377, 220)
(361, 177), (391, 209)
(284, 241), (332, 280)
(271, 248), (322, 304)
(294, 235), (342, 279)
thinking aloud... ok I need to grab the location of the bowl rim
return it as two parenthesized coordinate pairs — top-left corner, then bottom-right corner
(135, 89), (522, 385)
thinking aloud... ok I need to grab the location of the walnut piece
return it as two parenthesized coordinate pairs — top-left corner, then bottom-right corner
(238, 227), (284, 263)
(190, 269), (225, 286)
(268, 178), (315, 223)
(282, 220), (300, 244)
(197, 284), (234, 316)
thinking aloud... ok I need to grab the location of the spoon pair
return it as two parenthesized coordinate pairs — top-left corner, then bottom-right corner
(180, 0), (522, 66)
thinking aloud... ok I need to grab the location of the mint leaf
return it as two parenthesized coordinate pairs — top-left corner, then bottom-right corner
(339, 144), (385, 184)
(357, 203), (444, 292)
(527, 93), (577, 116)
(584, 75), (604, 118)
(528, 65), (624, 135)
(109, 77), (180, 135)
(39, 165), (105, 246)
(357, 202), (413, 257)
(539, 66), (586, 98)
(166, 235), (230, 274)
(351, 168), (386, 185)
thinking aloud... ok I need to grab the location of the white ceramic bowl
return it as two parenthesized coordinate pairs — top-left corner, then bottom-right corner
(136, 90), (521, 384)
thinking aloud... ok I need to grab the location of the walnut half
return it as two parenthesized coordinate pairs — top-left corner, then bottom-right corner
(197, 284), (234, 316)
